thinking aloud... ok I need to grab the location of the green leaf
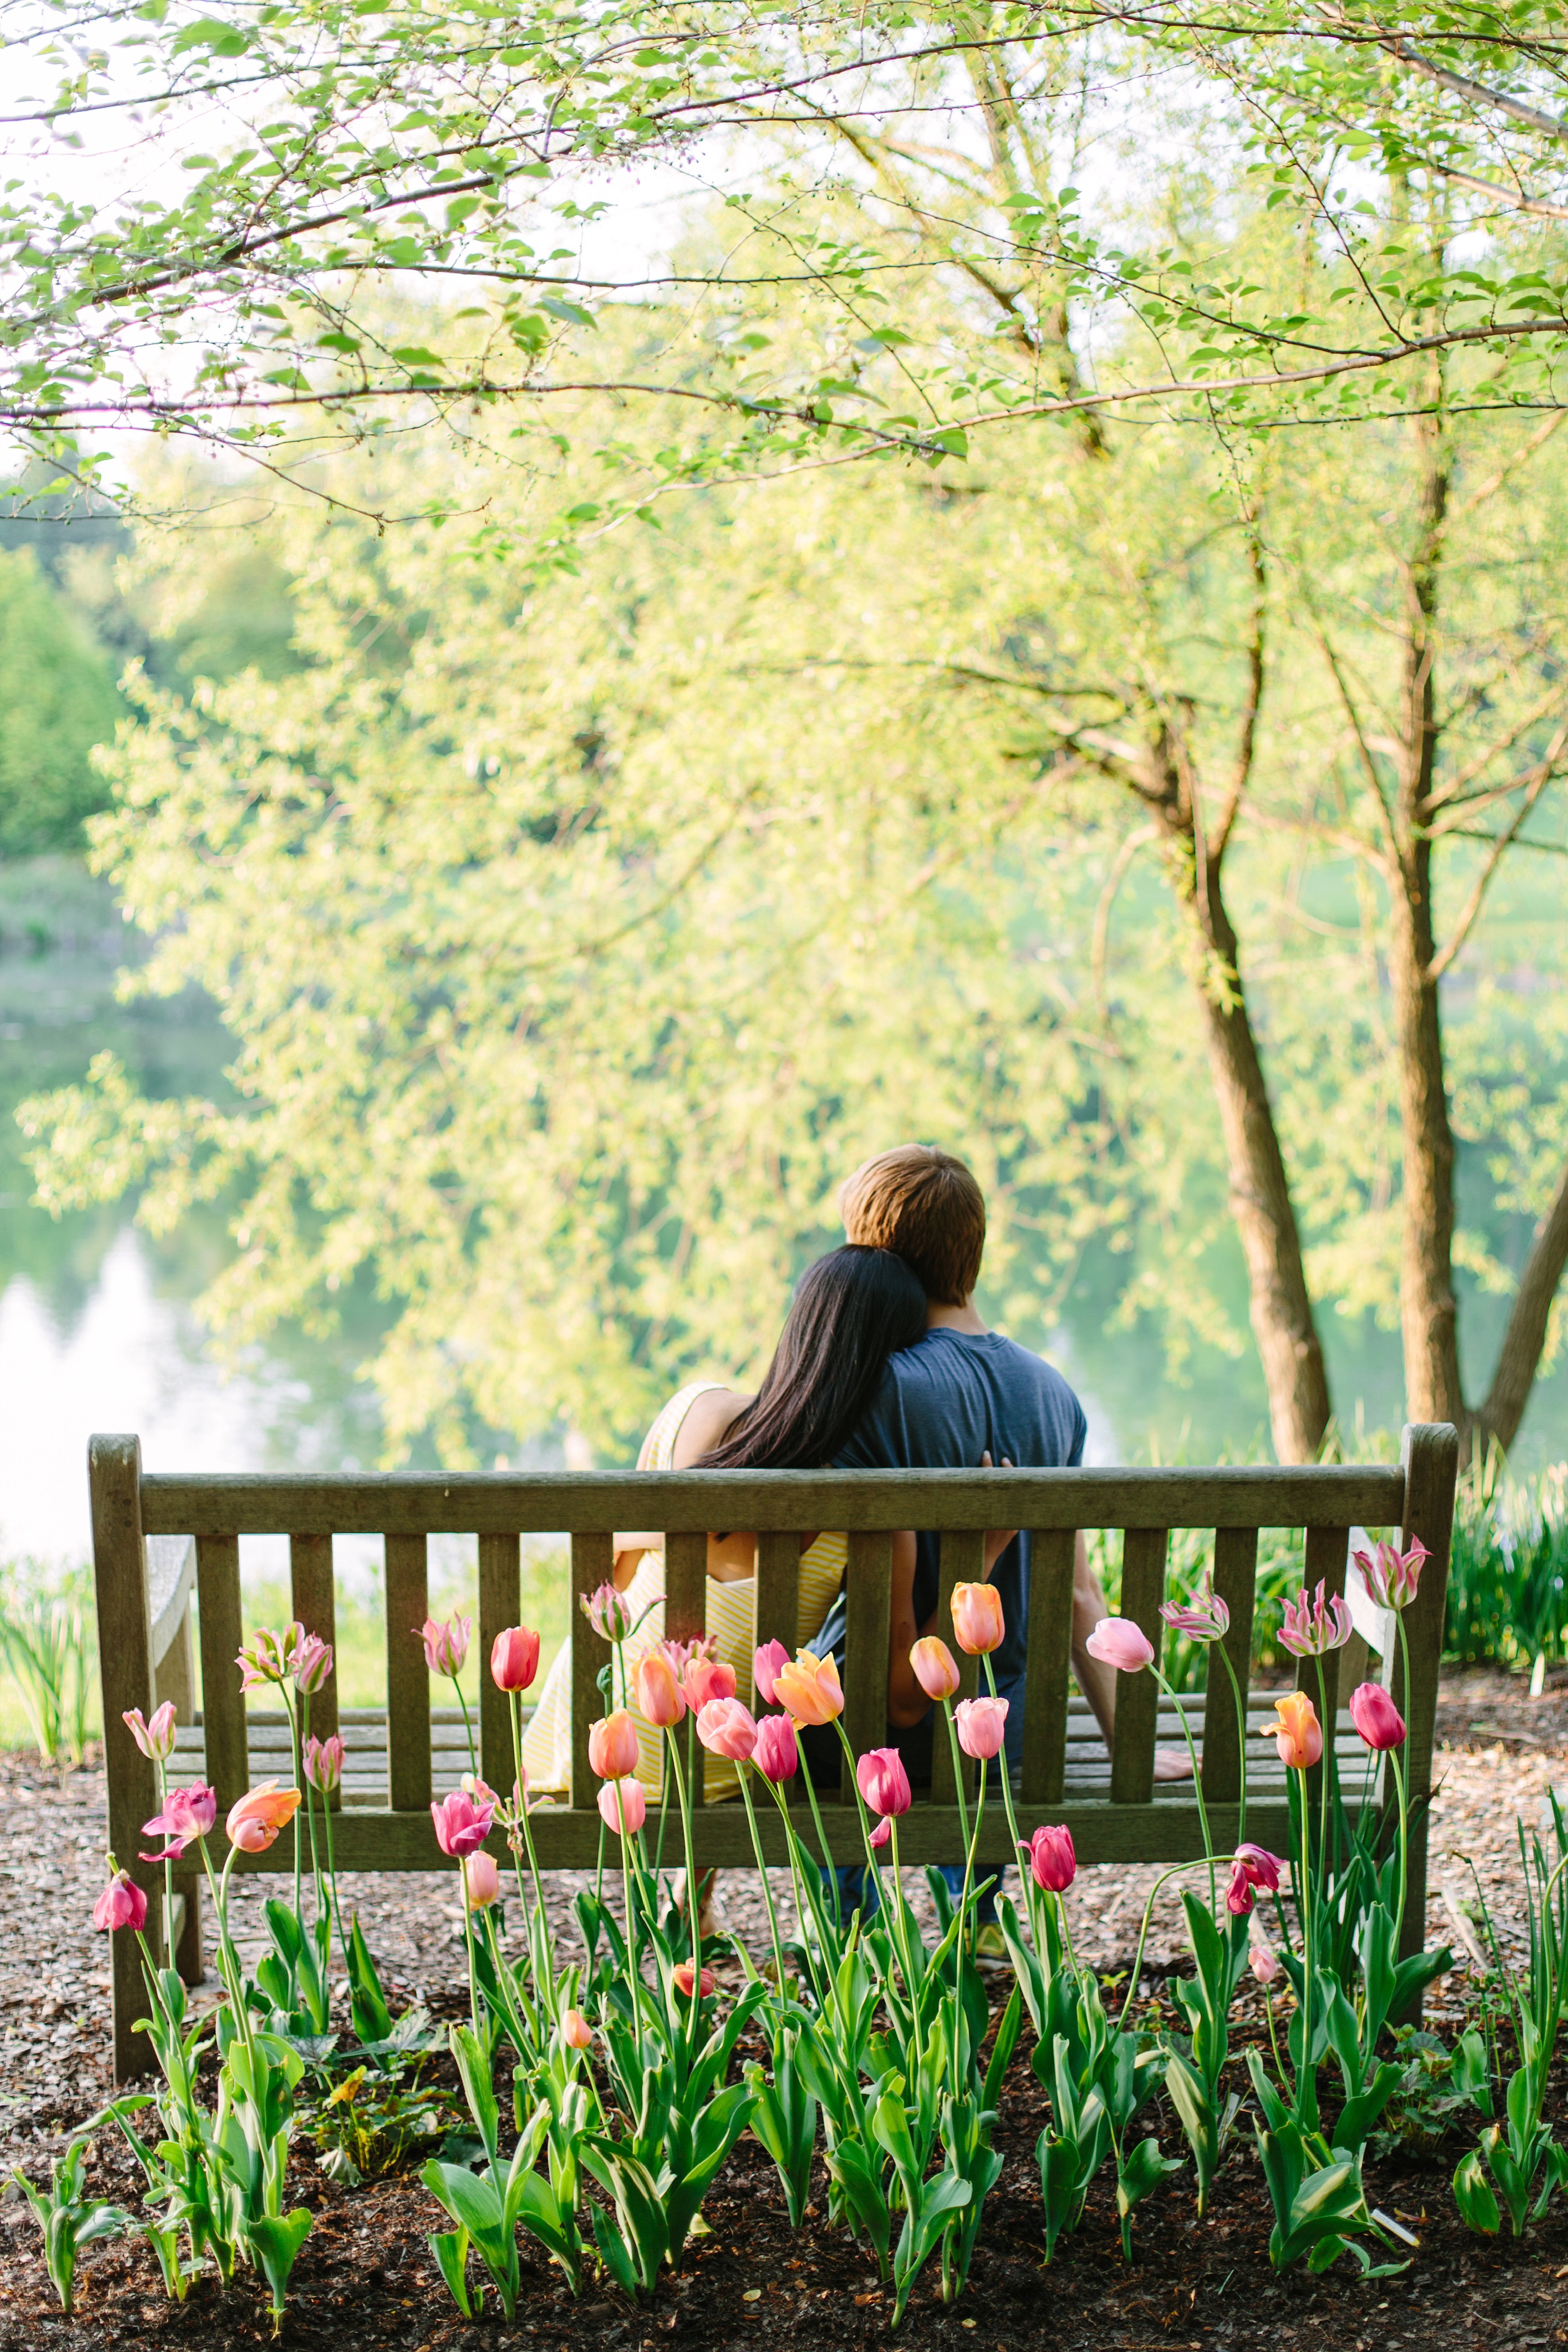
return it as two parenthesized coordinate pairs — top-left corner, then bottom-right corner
(1453, 2148), (1500, 2236)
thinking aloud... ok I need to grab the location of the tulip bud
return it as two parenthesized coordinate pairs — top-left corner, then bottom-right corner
(752, 1714), (799, 1783)
(1267, 1690), (1323, 1770)
(753, 1639), (790, 1706)
(561, 2007), (594, 2051)
(1249, 1941), (1281, 1986)
(685, 1654), (737, 1711)
(491, 1624), (541, 1693)
(1024, 1823), (1076, 1894)
(598, 1776), (648, 1836)
(92, 1869), (148, 1934)
(123, 1702), (179, 1762)
(673, 1961), (715, 2000)
(635, 1652), (686, 1728)
(304, 1732), (345, 1793)
(696, 1696), (758, 1761)
(955, 1694), (1008, 1761)
(950, 1582), (1004, 1656)
(293, 1633), (334, 1695)
(855, 1746), (912, 1819)
(910, 1636), (961, 1702)
(1349, 1680), (1407, 1753)
(1084, 1616), (1154, 1673)
(588, 1709), (641, 1779)
(773, 1649), (844, 1727)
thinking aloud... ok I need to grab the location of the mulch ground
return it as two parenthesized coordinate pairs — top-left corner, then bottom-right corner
(3, 1665), (1567, 2351)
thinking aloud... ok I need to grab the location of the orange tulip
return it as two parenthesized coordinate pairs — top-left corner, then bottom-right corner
(1268, 1690), (1323, 1770)
(950, 1581), (1005, 1656)
(225, 1780), (302, 1853)
(635, 1652), (687, 1727)
(773, 1648), (844, 1727)
(588, 1709), (640, 1779)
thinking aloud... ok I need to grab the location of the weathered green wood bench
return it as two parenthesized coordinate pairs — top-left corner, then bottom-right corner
(91, 1423), (1458, 2081)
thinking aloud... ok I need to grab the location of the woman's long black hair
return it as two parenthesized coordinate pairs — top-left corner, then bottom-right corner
(696, 1245), (927, 1471)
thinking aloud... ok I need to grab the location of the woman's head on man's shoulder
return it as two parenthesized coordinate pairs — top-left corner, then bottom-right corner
(839, 1144), (985, 1306)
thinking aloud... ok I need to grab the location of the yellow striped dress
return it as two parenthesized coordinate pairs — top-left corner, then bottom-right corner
(521, 1382), (847, 1803)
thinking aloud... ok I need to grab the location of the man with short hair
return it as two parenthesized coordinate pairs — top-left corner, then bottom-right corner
(836, 1142), (1121, 1778)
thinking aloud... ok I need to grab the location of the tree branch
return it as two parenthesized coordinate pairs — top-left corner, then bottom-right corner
(1474, 1151), (1568, 1455)
(1427, 722), (1568, 980)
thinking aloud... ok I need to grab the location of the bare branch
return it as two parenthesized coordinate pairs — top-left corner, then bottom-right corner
(1427, 720), (1568, 980)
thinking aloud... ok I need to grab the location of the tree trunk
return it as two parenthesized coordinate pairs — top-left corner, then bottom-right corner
(1185, 865), (1333, 1464)
(1472, 1151), (1568, 1455)
(1391, 406), (1466, 1431)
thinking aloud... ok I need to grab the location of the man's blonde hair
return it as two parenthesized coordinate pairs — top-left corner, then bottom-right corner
(839, 1145), (986, 1306)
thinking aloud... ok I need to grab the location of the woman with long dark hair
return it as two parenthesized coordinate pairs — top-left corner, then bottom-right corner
(520, 1245), (929, 1804)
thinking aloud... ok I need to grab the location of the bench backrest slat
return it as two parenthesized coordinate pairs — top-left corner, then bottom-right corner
(842, 1530), (893, 1803)
(929, 1529), (983, 1809)
(478, 1531), (521, 1794)
(1201, 1525), (1259, 1803)
(383, 1533), (431, 1811)
(753, 1531), (801, 1716)
(1295, 1523), (1352, 1818)
(195, 1531), (248, 1821)
(570, 1530), (614, 1808)
(290, 1534), (340, 1800)
(1109, 1528), (1167, 1805)
(1021, 1527), (1076, 1809)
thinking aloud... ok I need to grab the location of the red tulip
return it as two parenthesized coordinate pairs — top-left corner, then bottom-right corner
(491, 1625), (541, 1693)
(1024, 1824), (1076, 1893)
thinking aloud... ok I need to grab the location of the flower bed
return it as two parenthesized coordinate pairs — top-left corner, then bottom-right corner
(3, 1580), (1567, 2348)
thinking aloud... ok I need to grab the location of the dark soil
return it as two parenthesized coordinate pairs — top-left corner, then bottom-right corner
(4, 1664), (1568, 2351)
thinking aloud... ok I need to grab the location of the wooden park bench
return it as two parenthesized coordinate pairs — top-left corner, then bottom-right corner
(91, 1422), (1459, 2081)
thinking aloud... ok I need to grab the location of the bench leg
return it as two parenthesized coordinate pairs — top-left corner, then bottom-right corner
(109, 1912), (153, 2083)
(175, 1879), (204, 1985)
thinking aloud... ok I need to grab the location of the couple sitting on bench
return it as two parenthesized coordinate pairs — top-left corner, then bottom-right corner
(522, 1144), (1188, 1935)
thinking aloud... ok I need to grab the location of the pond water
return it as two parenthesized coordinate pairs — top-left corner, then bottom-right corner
(2, 857), (1562, 1568)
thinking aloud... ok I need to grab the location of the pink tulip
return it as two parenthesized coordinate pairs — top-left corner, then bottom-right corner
(227, 1781), (302, 1854)
(462, 1850), (500, 1910)
(855, 1747), (912, 1820)
(753, 1640), (791, 1706)
(697, 1697), (758, 1761)
(950, 1581), (1004, 1656)
(598, 1776), (648, 1836)
(673, 1961), (715, 1999)
(491, 1624), (541, 1693)
(1084, 1616), (1155, 1673)
(1024, 1824), (1076, 1893)
(955, 1694), (1009, 1761)
(685, 1654), (737, 1711)
(910, 1636), (961, 1702)
(1250, 1941), (1281, 1986)
(588, 1710), (640, 1780)
(1349, 1680), (1407, 1752)
(659, 1636), (710, 1677)
(124, 1701), (178, 1762)
(562, 2007), (594, 2051)
(93, 1870), (147, 1934)
(418, 1613), (471, 1678)
(1352, 1536), (1428, 1614)
(304, 1732), (345, 1793)
(636, 1652), (687, 1727)
(581, 1582), (633, 1643)
(869, 1817), (892, 1851)
(140, 1783), (217, 1861)
(236, 1622), (302, 1690)
(430, 1786), (495, 1858)
(1278, 1580), (1353, 1659)
(293, 1633), (334, 1695)
(1226, 1844), (1284, 1915)
(1159, 1583), (1231, 1643)
(752, 1714), (799, 1783)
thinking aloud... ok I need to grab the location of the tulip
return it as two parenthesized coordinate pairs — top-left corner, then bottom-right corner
(227, 1780), (302, 1853)
(697, 1696), (758, 1761)
(752, 1714), (799, 1783)
(955, 1694), (1009, 1761)
(869, 1817), (892, 1851)
(93, 1870), (147, 1934)
(1023, 1823), (1076, 1893)
(461, 1770), (501, 1809)
(855, 1746), (912, 1820)
(684, 1654), (737, 1711)
(293, 1633), (334, 1695)
(598, 1776), (648, 1836)
(588, 1709), (640, 1780)
(462, 1850), (500, 1911)
(236, 1622), (302, 1690)
(1349, 1680), (1407, 1752)
(581, 1582), (633, 1643)
(1225, 1845), (1284, 1915)
(561, 2007), (594, 2051)
(123, 1701), (178, 1762)
(303, 1732), (345, 1793)
(430, 1786), (496, 1858)
(659, 1637), (708, 1677)
(673, 1961), (715, 1999)
(1352, 1535), (1428, 1614)
(1267, 1689), (1323, 1770)
(491, 1624), (541, 1693)
(635, 1651), (687, 1727)
(1249, 1941), (1281, 1986)
(1084, 1616), (1155, 1673)
(140, 1783), (217, 1861)
(1159, 1582), (1231, 1642)
(418, 1613), (471, 1678)
(950, 1581), (1004, 1656)
(773, 1648), (844, 1727)
(910, 1636), (961, 1702)
(753, 1639), (791, 1706)
(1278, 1579), (1353, 1658)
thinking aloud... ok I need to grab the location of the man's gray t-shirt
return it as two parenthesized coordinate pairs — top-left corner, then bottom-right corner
(836, 1328), (1086, 1702)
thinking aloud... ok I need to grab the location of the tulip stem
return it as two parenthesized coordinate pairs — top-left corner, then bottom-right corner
(768, 1779), (830, 2003)
(1116, 1859), (1211, 2030)
(940, 1695), (971, 1860)
(155, 1757), (175, 1978)
(798, 1760), (843, 1939)
(738, 1767), (789, 1993)
(981, 1657), (1026, 1915)
(1150, 1665), (1213, 1882)
(508, 1688), (555, 2015)
(318, 1777), (349, 1986)
(451, 1672), (478, 1782)
(663, 1726), (702, 2057)
(954, 1755), (985, 2074)
(1296, 1768), (1316, 2131)
(1214, 1641), (1249, 1853)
